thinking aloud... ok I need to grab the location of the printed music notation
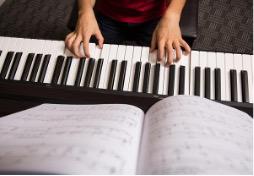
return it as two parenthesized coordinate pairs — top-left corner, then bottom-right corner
(0, 104), (145, 174)
(9, 104), (142, 127)
(0, 143), (126, 174)
(138, 96), (252, 174)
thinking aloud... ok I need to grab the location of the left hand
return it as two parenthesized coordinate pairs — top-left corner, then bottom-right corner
(151, 15), (191, 65)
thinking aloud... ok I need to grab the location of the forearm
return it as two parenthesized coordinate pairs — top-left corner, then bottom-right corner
(78, 0), (96, 15)
(164, 0), (186, 22)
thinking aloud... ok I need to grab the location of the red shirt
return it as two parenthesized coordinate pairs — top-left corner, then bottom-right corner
(95, 0), (167, 23)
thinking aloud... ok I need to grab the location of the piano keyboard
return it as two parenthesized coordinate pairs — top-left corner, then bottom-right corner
(0, 37), (253, 114)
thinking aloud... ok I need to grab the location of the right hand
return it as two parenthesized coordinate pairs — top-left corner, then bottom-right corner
(65, 9), (104, 58)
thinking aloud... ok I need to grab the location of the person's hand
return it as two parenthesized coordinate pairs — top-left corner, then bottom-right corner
(65, 9), (104, 58)
(151, 14), (191, 65)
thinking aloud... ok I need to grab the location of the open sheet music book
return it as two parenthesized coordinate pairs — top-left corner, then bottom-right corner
(0, 96), (252, 174)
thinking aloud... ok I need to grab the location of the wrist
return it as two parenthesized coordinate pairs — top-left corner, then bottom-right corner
(78, 5), (94, 16)
(78, 10), (95, 21)
(163, 10), (181, 23)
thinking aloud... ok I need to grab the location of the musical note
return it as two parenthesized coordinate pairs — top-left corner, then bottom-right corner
(0, 103), (145, 174)
(138, 95), (252, 174)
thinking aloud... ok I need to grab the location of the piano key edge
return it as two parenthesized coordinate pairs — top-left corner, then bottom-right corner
(0, 79), (252, 117)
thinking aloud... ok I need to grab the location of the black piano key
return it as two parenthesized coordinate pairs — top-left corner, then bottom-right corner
(132, 62), (141, 92)
(0, 50), (2, 56)
(142, 63), (151, 93)
(93, 58), (104, 88)
(51, 56), (65, 84)
(84, 58), (95, 87)
(241, 70), (249, 103)
(75, 58), (86, 86)
(29, 54), (43, 82)
(179, 66), (185, 95)
(0, 51), (14, 79)
(194, 67), (201, 96)
(61, 56), (72, 85)
(230, 69), (238, 102)
(205, 67), (211, 99)
(107, 60), (117, 90)
(215, 68), (221, 101)
(38, 54), (51, 83)
(168, 64), (176, 96)
(117, 60), (127, 91)
(153, 63), (160, 94)
(8, 52), (22, 80)
(21, 53), (35, 81)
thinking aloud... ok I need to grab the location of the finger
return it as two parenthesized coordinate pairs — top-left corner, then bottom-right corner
(166, 43), (174, 65)
(150, 33), (157, 52)
(180, 39), (191, 55)
(65, 33), (76, 51)
(82, 35), (91, 58)
(94, 31), (104, 49)
(65, 32), (74, 44)
(72, 35), (82, 58)
(157, 40), (165, 61)
(173, 41), (181, 62)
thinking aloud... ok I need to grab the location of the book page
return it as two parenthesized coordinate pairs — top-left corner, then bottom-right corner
(0, 104), (144, 174)
(138, 95), (252, 174)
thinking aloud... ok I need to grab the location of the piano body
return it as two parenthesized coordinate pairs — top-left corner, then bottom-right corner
(0, 37), (253, 116)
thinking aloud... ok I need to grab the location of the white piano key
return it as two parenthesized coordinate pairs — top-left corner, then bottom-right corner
(190, 51), (199, 96)
(53, 40), (71, 85)
(138, 47), (150, 92)
(49, 40), (66, 84)
(113, 45), (126, 90)
(5, 39), (22, 79)
(158, 60), (165, 95)
(199, 51), (207, 98)
(104, 44), (118, 89)
(163, 64), (169, 95)
(24, 39), (47, 81)
(3, 37), (24, 51)
(21, 39), (45, 82)
(98, 44), (110, 89)
(5, 54), (15, 80)
(233, 54), (243, 102)
(128, 46), (142, 91)
(3, 38), (28, 78)
(123, 45), (134, 91)
(41, 40), (65, 83)
(90, 45), (102, 87)
(26, 40), (44, 81)
(173, 62), (180, 96)
(80, 43), (95, 87)
(225, 53), (234, 101)
(207, 52), (216, 100)
(148, 50), (157, 93)
(14, 39), (34, 80)
(57, 56), (67, 85)
(242, 54), (253, 103)
(179, 52), (190, 95)
(216, 52), (226, 101)
(65, 48), (79, 86)
(35, 56), (44, 82)
(0, 37), (15, 73)
(116, 45), (126, 61)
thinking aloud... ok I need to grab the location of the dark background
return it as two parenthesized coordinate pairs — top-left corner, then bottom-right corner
(0, 0), (252, 54)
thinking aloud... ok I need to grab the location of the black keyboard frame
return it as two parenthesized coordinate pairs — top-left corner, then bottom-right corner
(0, 79), (253, 117)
